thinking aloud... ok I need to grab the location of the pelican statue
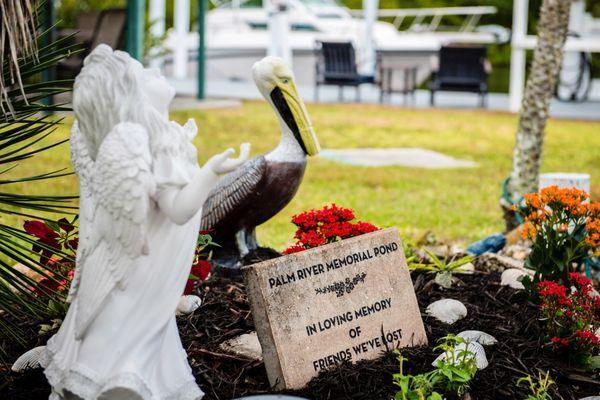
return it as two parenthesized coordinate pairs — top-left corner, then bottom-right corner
(201, 56), (320, 270)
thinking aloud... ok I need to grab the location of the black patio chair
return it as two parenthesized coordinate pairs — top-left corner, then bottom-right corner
(315, 41), (374, 102)
(57, 9), (127, 79)
(428, 45), (490, 107)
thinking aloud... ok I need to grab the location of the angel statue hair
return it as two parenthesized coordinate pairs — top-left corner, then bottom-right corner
(39, 44), (249, 400)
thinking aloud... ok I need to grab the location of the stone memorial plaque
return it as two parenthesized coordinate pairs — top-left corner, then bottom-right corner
(242, 228), (427, 389)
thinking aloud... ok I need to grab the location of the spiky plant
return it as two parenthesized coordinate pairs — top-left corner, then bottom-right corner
(0, 0), (81, 359)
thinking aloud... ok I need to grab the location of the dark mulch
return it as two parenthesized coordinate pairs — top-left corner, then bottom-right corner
(3, 269), (600, 399)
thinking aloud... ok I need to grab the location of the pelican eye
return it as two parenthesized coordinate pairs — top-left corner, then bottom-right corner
(280, 78), (290, 84)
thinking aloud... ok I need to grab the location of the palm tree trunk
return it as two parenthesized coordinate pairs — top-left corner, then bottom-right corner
(502, 0), (572, 230)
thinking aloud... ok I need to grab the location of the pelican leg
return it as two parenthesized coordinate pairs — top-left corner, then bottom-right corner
(247, 228), (259, 252)
(236, 230), (250, 258)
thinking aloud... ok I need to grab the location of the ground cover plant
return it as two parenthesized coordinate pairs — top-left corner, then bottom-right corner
(408, 249), (474, 288)
(393, 335), (478, 400)
(517, 371), (556, 400)
(11, 102), (600, 251)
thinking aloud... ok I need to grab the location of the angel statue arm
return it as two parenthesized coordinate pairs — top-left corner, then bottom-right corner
(156, 143), (250, 225)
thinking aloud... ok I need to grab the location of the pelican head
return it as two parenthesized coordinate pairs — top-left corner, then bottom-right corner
(252, 56), (320, 156)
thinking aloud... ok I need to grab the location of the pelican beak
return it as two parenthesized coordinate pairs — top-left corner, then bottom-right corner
(270, 80), (320, 156)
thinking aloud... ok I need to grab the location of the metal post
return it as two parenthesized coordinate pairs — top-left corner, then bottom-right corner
(149, 0), (166, 68)
(41, 0), (56, 107)
(266, 0), (292, 67)
(126, 0), (146, 61)
(197, 0), (207, 99)
(362, 0), (379, 76)
(174, 0), (190, 78)
(508, 0), (528, 112)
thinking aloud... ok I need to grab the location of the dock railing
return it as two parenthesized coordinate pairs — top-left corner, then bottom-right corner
(348, 6), (497, 32)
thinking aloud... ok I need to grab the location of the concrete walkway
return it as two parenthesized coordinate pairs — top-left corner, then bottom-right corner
(168, 78), (600, 121)
(320, 148), (478, 169)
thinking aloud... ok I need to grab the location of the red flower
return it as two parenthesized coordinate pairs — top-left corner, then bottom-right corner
(24, 220), (60, 250)
(183, 280), (196, 296)
(57, 218), (75, 233)
(538, 277), (600, 360)
(34, 276), (60, 297)
(297, 230), (327, 247)
(24, 220), (55, 239)
(283, 245), (305, 255)
(191, 260), (211, 282)
(285, 205), (379, 253)
(352, 221), (379, 235)
(184, 260), (212, 295)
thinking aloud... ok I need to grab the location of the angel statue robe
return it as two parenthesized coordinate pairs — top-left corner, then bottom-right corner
(41, 119), (207, 400)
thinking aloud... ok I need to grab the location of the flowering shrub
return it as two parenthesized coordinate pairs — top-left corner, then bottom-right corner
(23, 219), (214, 298)
(516, 186), (600, 290)
(23, 218), (78, 298)
(282, 204), (379, 254)
(537, 273), (600, 368)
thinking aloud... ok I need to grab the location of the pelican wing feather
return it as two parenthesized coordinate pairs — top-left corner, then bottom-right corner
(201, 156), (266, 231)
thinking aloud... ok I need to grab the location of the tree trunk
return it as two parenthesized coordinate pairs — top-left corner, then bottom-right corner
(502, 0), (573, 230)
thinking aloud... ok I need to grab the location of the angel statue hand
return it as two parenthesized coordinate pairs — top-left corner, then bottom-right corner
(206, 143), (250, 174)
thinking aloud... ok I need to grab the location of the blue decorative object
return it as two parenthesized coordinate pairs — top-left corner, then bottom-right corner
(467, 233), (506, 255)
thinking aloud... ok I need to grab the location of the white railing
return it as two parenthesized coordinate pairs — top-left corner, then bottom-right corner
(349, 6), (497, 32)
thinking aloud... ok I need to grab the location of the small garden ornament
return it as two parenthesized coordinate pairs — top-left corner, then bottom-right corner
(501, 268), (533, 290)
(426, 299), (468, 324)
(457, 330), (497, 346)
(36, 45), (249, 400)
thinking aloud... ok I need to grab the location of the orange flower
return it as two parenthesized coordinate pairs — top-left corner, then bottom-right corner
(521, 222), (537, 240)
(524, 192), (542, 210)
(586, 217), (600, 250)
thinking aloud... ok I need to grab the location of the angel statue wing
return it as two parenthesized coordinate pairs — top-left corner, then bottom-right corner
(67, 121), (93, 302)
(69, 122), (156, 339)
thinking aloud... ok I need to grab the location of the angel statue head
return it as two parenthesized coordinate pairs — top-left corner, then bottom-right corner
(72, 44), (178, 159)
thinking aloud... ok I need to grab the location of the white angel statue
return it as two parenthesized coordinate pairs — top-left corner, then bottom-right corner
(39, 44), (249, 399)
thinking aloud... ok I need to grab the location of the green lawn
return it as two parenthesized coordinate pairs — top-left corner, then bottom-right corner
(12, 102), (600, 250)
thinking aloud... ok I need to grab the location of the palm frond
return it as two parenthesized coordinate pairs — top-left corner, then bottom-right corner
(0, 2), (82, 360)
(0, 0), (38, 115)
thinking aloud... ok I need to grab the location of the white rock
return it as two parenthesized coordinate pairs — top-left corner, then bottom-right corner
(501, 268), (533, 290)
(426, 299), (467, 324)
(176, 295), (202, 315)
(579, 397), (600, 400)
(219, 332), (263, 361)
(12, 346), (45, 372)
(454, 262), (475, 274)
(432, 341), (488, 370)
(457, 330), (498, 346)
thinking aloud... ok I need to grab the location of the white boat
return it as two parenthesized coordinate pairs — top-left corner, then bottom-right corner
(163, 0), (509, 88)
